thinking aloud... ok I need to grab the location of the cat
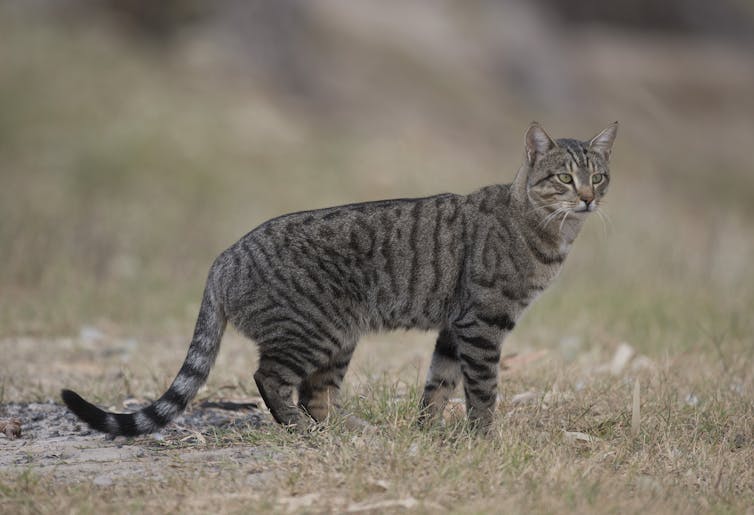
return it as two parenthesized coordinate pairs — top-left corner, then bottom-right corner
(62, 121), (617, 435)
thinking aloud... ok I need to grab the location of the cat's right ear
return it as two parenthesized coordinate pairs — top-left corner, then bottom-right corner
(525, 122), (557, 166)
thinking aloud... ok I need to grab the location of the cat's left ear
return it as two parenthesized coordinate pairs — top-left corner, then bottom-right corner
(588, 122), (618, 161)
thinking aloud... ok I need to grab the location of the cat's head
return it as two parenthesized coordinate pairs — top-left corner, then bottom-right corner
(522, 122), (617, 215)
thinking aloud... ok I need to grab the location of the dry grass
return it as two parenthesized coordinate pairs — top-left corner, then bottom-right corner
(2, 5), (754, 514)
(2, 341), (753, 514)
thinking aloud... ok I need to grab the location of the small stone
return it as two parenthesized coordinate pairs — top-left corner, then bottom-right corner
(685, 394), (699, 407)
(93, 475), (113, 487)
(80, 325), (105, 345)
(610, 343), (635, 375)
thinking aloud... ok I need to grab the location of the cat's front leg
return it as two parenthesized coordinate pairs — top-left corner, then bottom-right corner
(453, 314), (509, 432)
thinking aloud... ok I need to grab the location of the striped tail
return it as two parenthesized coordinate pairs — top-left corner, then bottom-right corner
(61, 286), (226, 437)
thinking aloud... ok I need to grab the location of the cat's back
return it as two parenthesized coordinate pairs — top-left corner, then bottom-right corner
(218, 193), (468, 312)
(246, 192), (464, 252)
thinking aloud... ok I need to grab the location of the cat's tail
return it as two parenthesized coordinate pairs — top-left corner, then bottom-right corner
(61, 282), (227, 437)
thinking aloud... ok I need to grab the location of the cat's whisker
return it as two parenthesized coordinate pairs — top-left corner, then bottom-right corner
(558, 210), (570, 234)
(602, 209), (614, 226)
(598, 207), (614, 232)
(528, 206), (558, 216)
(537, 210), (558, 229)
(595, 209), (609, 239)
(526, 202), (562, 215)
(534, 209), (563, 226)
(538, 207), (567, 229)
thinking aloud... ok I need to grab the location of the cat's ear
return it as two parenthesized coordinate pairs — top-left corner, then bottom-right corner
(588, 122), (618, 161)
(525, 122), (557, 166)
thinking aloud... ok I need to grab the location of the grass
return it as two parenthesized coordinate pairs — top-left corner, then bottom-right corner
(2, 354), (753, 514)
(1, 5), (754, 514)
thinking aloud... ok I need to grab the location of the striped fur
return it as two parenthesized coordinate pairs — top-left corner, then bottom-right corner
(62, 122), (617, 435)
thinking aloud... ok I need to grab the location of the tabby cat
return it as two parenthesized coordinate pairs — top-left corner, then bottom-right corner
(62, 122), (617, 435)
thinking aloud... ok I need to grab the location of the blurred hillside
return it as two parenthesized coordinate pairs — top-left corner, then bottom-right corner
(1, 1), (753, 352)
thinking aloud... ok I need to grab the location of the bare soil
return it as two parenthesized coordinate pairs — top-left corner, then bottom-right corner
(0, 400), (273, 488)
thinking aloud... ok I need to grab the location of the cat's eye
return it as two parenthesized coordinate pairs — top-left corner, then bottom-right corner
(557, 174), (573, 184)
(592, 174), (605, 184)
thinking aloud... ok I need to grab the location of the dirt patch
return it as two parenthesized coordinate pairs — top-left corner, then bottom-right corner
(0, 401), (275, 487)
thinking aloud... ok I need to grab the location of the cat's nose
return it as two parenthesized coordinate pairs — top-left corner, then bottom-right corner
(577, 192), (595, 212)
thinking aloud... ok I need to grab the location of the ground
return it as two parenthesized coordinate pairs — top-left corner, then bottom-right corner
(2, 332), (753, 513)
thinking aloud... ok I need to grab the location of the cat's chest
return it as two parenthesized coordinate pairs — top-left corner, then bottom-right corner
(506, 249), (566, 307)
(531, 260), (563, 290)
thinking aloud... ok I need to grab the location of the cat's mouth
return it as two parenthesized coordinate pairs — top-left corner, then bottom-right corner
(573, 200), (597, 213)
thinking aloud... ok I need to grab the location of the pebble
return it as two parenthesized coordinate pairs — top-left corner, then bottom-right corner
(93, 475), (113, 487)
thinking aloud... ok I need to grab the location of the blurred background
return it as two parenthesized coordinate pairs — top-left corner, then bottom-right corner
(1, 0), (752, 373)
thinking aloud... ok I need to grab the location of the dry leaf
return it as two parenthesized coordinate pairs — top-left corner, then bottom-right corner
(510, 391), (540, 405)
(366, 479), (390, 492)
(563, 431), (599, 444)
(543, 388), (574, 405)
(0, 418), (22, 439)
(347, 497), (419, 512)
(500, 350), (548, 371)
(278, 493), (320, 512)
(178, 429), (207, 444)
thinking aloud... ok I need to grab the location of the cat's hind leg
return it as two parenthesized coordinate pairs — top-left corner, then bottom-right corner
(253, 357), (311, 430)
(253, 337), (334, 430)
(419, 329), (462, 425)
(297, 350), (352, 422)
(254, 331), (362, 431)
(298, 346), (374, 432)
